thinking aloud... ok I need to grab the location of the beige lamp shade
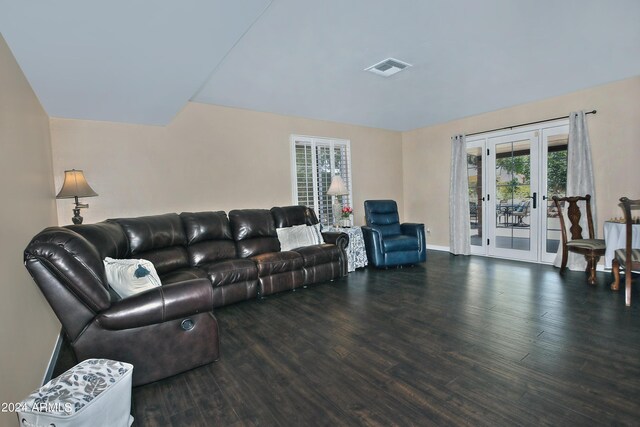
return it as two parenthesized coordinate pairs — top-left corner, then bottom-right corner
(56, 169), (98, 199)
(327, 175), (348, 196)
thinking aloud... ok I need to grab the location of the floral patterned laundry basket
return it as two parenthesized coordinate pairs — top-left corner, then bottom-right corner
(18, 359), (133, 427)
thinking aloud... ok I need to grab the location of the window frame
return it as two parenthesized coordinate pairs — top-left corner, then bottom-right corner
(290, 135), (353, 225)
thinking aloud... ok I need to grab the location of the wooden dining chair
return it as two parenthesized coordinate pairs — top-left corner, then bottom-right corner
(552, 195), (606, 285)
(610, 197), (640, 306)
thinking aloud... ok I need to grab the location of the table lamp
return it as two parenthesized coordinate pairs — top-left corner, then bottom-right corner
(327, 175), (348, 226)
(56, 169), (98, 224)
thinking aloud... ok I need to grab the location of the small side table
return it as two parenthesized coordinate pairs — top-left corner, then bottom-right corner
(325, 226), (368, 272)
(18, 359), (134, 426)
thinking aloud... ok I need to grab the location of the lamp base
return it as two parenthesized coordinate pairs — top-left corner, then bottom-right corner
(72, 208), (83, 225)
(332, 201), (342, 227)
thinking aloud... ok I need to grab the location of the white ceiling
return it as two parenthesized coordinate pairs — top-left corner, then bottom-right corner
(2, 0), (640, 131)
(0, 0), (271, 125)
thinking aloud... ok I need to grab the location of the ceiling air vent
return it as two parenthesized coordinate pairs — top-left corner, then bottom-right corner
(365, 58), (412, 77)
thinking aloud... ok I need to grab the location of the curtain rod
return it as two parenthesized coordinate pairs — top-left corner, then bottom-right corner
(466, 110), (596, 137)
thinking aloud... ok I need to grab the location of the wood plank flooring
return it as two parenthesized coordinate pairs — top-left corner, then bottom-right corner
(59, 251), (640, 426)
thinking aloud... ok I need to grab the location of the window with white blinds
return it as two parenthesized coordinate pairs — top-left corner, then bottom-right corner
(291, 135), (352, 226)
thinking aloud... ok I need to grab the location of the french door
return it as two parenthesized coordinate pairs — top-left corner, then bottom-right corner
(486, 131), (539, 261)
(466, 121), (569, 263)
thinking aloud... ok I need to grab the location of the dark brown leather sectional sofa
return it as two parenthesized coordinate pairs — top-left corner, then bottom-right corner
(24, 206), (348, 386)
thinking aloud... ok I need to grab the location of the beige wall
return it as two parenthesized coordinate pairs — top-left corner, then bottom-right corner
(50, 102), (403, 226)
(0, 35), (59, 427)
(402, 76), (640, 248)
(51, 76), (640, 247)
(8, 42), (639, 427)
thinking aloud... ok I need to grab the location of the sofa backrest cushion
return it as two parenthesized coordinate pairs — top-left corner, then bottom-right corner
(66, 222), (129, 260)
(364, 200), (402, 237)
(180, 211), (236, 266)
(109, 213), (189, 274)
(229, 209), (280, 258)
(270, 206), (319, 228)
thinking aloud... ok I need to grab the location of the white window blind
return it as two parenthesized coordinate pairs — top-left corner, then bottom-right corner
(291, 136), (352, 225)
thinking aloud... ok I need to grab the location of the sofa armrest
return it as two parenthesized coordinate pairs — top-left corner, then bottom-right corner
(97, 279), (214, 330)
(322, 231), (349, 250)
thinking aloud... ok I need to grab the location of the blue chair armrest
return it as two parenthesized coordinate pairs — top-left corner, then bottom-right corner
(401, 223), (427, 258)
(361, 226), (385, 266)
(401, 223), (425, 238)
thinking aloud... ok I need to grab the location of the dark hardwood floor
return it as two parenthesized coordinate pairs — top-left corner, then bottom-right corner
(56, 251), (640, 426)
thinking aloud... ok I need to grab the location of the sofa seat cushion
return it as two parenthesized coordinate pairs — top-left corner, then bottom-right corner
(382, 235), (420, 252)
(292, 244), (342, 267)
(251, 251), (303, 276)
(160, 267), (208, 285)
(200, 259), (258, 287)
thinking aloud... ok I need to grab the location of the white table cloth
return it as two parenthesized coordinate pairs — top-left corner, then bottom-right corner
(324, 226), (368, 272)
(603, 221), (640, 268)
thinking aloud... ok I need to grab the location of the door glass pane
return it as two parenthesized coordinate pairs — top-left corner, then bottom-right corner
(494, 139), (531, 251)
(467, 147), (483, 246)
(545, 134), (568, 255)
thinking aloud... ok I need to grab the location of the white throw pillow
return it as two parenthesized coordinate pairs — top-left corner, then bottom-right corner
(308, 223), (325, 245)
(103, 257), (162, 299)
(276, 224), (315, 251)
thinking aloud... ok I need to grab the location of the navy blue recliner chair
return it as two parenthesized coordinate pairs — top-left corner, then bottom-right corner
(362, 200), (426, 268)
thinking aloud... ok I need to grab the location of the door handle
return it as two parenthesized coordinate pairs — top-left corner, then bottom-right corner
(525, 192), (537, 209)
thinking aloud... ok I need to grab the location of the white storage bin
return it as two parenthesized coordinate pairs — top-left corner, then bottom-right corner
(17, 359), (133, 427)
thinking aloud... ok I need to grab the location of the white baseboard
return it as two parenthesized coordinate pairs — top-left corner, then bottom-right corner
(427, 244), (450, 252)
(424, 248), (613, 274)
(42, 330), (63, 385)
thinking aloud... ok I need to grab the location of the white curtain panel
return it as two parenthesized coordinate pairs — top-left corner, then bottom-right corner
(553, 111), (596, 270)
(449, 134), (471, 255)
